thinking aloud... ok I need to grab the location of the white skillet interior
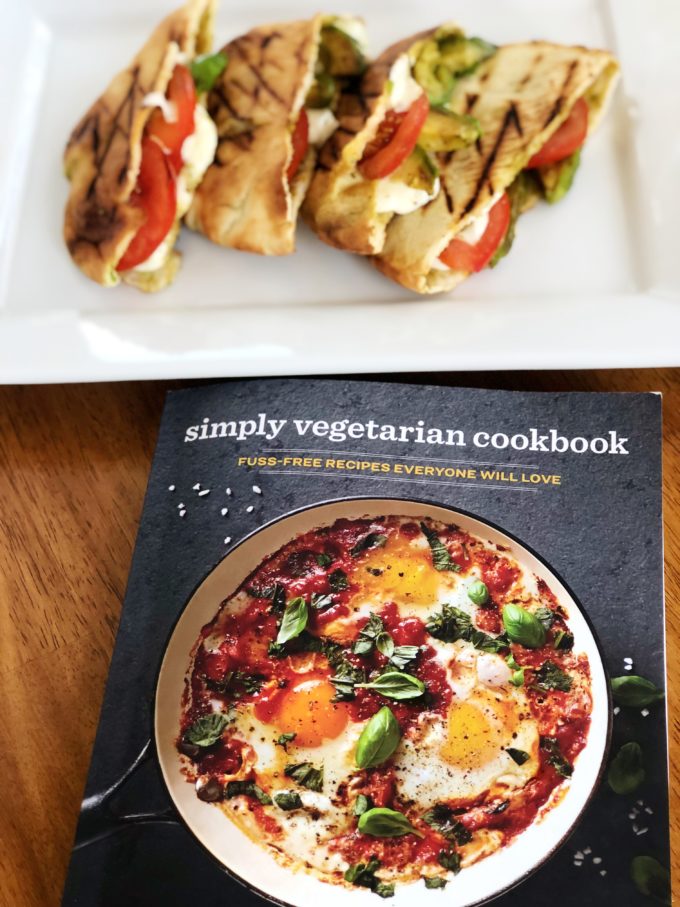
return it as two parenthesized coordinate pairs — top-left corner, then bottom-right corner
(155, 498), (609, 907)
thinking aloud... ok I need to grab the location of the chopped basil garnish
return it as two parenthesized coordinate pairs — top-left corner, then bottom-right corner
(611, 675), (665, 708)
(467, 580), (489, 605)
(533, 660), (572, 692)
(356, 670), (425, 701)
(376, 632), (395, 658)
(329, 568), (349, 591)
(354, 794), (372, 816)
(506, 747), (530, 765)
(608, 742), (645, 795)
(184, 712), (230, 747)
(358, 807), (422, 838)
(275, 732), (296, 751)
(344, 858), (394, 897)
(424, 877), (447, 889)
(420, 522), (461, 572)
(355, 706), (401, 769)
(351, 533), (387, 557)
(438, 850), (461, 873)
(206, 670), (264, 697)
(540, 736), (573, 777)
(276, 596), (308, 644)
(553, 629), (574, 651)
(224, 780), (272, 805)
(316, 552), (333, 567)
(310, 592), (334, 610)
(630, 855), (671, 904)
(329, 655), (366, 701)
(389, 644), (420, 670)
(426, 604), (507, 654)
(284, 761), (323, 792)
(270, 583), (286, 612)
(534, 607), (555, 630)
(274, 790), (303, 811)
(422, 804), (472, 845)
(354, 613), (385, 655)
(502, 604), (546, 649)
(189, 51), (228, 93)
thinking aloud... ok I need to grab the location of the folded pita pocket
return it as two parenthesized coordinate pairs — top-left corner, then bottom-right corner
(375, 41), (619, 294)
(185, 16), (368, 255)
(63, 0), (217, 291)
(304, 29), (440, 256)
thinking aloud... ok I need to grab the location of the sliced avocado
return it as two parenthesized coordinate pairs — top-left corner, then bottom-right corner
(414, 41), (456, 106)
(319, 25), (366, 78)
(537, 149), (582, 204)
(306, 72), (337, 109)
(393, 145), (439, 194)
(414, 32), (497, 105)
(489, 171), (542, 268)
(418, 108), (481, 152)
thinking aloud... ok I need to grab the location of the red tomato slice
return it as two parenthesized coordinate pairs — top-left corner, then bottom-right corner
(287, 109), (309, 182)
(117, 137), (177, 272)
(439, 192), (511, 273)
(358, 92), (430, 181)
(146, 64), (197, 173)
(527, 97), (589, 169)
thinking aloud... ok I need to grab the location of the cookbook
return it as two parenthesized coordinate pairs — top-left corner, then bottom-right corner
(61, 378), (670, 906)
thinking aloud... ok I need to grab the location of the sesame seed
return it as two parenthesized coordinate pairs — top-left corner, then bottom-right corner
(641, 708), (650, 717)
(613, 707), (620, 715)
(624, 665), (632, 671)
(177, 503), (185, 509)
(221, 508), (229, 516)
(600, 870), (607, 877)
(574, 851), (584, 860)
(645, 807), (653, 815)
(224, 536), (232, 545)
(226, 487), (232, 496)
(168, 485), (175, 491)
(637, 827), (648, 835)
(593, 857), (602, 865)
(583, 847), (592, 856)
(198, 489), (210, 497)
(624, 657), (633, 664)
(633, 824), (639, 833)
(252, 485), (262, 494)
(573, 861), (583, 867)
(246, 505), (254, 513)
(193, 483), (201, 490)
(636, 800), (643, 806)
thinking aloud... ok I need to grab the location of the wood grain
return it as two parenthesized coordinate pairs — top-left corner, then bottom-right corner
(0, 371), (676, 907)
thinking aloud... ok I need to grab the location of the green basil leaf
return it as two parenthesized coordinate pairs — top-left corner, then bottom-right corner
(467, 580), (489, 605)
(390, 645), (420, 670)
(284, 761), (323, 792)
(351, 533), (387, 556)
(467, 628), (508, 653)
(426, 604), (472, 642)
(276, 596), (308, 644)
(225, 780), (272, 804)
(376, 632), (395, 658)
(330, 657), (366, 701)
(310, 592), (334, 610)
(420, 522), (461, 572)
(276, 732), (296, 751)
(353, 613), (385, 655)
(189, 51), (228, 93)
(540, 736), (572, 777)
(534, 606), (555, 630)
(354, 793), (372, 816)
(553, 629), (574, 651)
(533, 660), (572, 692)
(630, 855), (671, 904)
(375, 882), (395, 899)
(345, 857), (381, 887)
(184, 713), (230, 747)
(274, 790), (303, 811)
(422, 805), (471, 845)
(329, 568), (349, 591)
(355, 706), (401, 769)
(502, 604), (546, 649)
(506, 747), (530, 765)
(316, 552), (333, 567)
(611, 675), (665, 708)
(358, 807), (422, 838)
(357, 670), (425, 701)
(506, 653), (525, 687)
(424, 877), (447, 889)
(438, 850), (461, 873)
(608, 742), (645, 795)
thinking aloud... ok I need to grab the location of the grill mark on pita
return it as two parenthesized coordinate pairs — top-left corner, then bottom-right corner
(479, 70), (491, 84)
(441, 177), (454, 214)
(210, 84), (241, 120)
(475, 136), (483, 155)
(463, 102), (522, 215)
(465, 93), (479, 114)
(543, 60), (578, 128)
(519, 71), (532, 88)
(230, 40), (286, 105)
(262, 31), (282, 49)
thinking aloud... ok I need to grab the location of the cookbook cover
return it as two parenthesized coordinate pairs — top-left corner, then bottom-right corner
(61, 379), (670, 907)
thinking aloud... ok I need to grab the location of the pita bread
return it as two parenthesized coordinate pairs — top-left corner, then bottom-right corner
(63, 0), (215, 290)
(303, 30), (437, 256)
(374, 42), (619, 294)
(185, 17), (325, 255)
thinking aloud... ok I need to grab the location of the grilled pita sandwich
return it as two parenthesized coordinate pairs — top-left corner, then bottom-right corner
(375, 38), (620, 294)
(185, 16), (368, 255)
(63, 0), (222, 292)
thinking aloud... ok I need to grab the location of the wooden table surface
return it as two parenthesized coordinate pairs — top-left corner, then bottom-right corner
(1, 370), (677, 907)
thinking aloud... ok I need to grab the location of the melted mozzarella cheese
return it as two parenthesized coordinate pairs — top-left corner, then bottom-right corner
(375, 174), (440, 215)
(141, 91), (177, 122)
(307, 108), (339, 146)
(388, 54), (424, 113)
(456, 209), (490, 244)
(330, 16), (368, 50)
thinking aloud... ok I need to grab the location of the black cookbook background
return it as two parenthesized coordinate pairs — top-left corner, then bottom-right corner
(61, 378), (669, 906)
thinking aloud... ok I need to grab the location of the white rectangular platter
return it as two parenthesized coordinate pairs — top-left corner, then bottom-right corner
(1, 0), (679, 382)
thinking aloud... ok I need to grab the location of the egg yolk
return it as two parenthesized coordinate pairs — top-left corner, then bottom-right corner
(273, 677), (349, 747)
(351, 537), (441, 606)
(442, 695), (517, 770)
